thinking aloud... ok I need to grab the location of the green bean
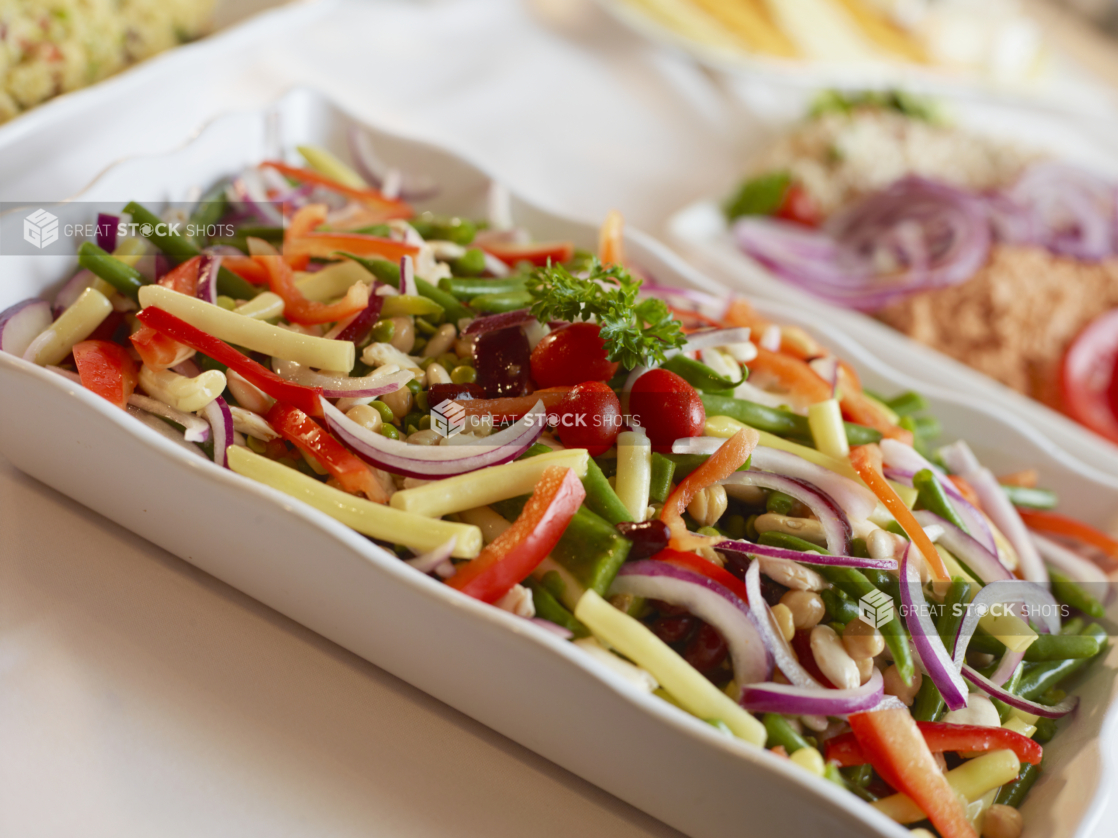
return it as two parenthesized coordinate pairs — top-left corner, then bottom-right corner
(450, 248), (487, 277)
(649, 453), (676, 504)
(661, 355), (741, 395)
(1049, 569), (1105, 619)
(233, 224), (285, 242)
(123, 201), (257, 299)
(971, 633), (1100, 662)
(351, 223), (392, 237)
(757, 531), (825, 554)
(1032, 717), (1057, 744)
(381, 295), (444, 319)
(471, 290), (534, 313)
(900, 414), (941, 441)
(188, 183), (228, 246)
(991, 664), (1025, 723)
(582, 459), (633, 525)
(886, 391), (928, 417)
(407, 212), (476, 245)
(1061, 617), (1085, 636)
(699, 393), (882, 445)
(658, 452), (753, 480)
(77, 242), (146, 300)
(762, 713), (809, 754)
(850, 537), (870, 559)
(1018, 623), (1107, 701)
(593, 456), (618, 479)
(913, 468), (969, 534)
(821, 588), (859, 625)
(439, 276), (526, 298)
(766, 491), (797, 515)
(1000, 484), (1058, 510)
(519, 442), (553, 459)
(523, 578), (589, 637)
(824, 763), (849, 790)
(807, 559), (915, 686)
(863, 568), (901, 612)
(912, 677), (945, 722)
(937, 579), (973, 651)
(337, 253), (400, 288)
(994, 763), (1039, 808)
(840, 764), (878, 802)
(416, 278), (472, 325)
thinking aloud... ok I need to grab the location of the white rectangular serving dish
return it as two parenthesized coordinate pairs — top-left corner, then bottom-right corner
(0, 88), (1114, 838)
(663, 92), (1118, 489)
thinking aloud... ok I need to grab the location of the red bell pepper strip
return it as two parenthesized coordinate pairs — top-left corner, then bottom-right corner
(1016, 509), (1118, 571)
(652, 547), (751, 605)
(256, 253), (370, 326)
(72, 340), (137, 409)
(661, 428), (759, 552)
(850, 444), (950, 582)
(157, 254), (203, 296)
(825, 721), (1042, 768)
(447, 465), (585, 604)
(223, 255), (271, 285)
(267, 402), (389, 503)
(129, 324), (189, 372)
(261, 161), (413, 219)
(283, 232), (420, 264)
(849, 709), (977, 838)
(135, 306), (324, 417)
(481, 240), (575, 267)
(457, 387), (571, 420)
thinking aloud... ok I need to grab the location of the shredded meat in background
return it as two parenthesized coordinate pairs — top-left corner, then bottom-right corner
(876, 245), (1118, 409)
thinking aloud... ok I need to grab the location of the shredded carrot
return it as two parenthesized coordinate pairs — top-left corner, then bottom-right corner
(1017, 510), (1118, 571)
(948, 475), (982, 509)
(723, 298), (769, 333)
(748, 346), (832, 404)
(850, 444), (950, 581)
(835, 361), (913, 444)
(998, 469), (1039, 489)
(261, 161), (412, 219)
(598, 209), (625, 267)
(661, 427), (759, 551)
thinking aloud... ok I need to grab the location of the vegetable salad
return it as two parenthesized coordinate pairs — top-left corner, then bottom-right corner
(2, 138), (1114, 838)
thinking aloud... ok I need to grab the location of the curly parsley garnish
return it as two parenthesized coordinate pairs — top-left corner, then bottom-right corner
(526, 259), (685, 370)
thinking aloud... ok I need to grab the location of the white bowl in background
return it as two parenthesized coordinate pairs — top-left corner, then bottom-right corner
(0, 88), (1113, 838)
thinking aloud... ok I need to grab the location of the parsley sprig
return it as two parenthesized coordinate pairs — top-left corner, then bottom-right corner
(525, 259), (685, 370)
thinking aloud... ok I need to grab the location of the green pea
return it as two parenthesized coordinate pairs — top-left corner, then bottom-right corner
(415, 391), (430, 412)
(451, 365), (477, 384)
(452, 247), (487, 276)
(379, 424), (401, 440)
(406, 379), (422, 395)
(216, 295), (237, 311)
(723, 514), (747, 540)
(412, 336), (428, 353)
(766, 491), (797, 515)
(438, 352), (458, 370)
(246, 435), (267, 455)
(371, 400), (395, 424)
(371, 319), (395, 343)
(419, 415), (431, 430)
(419, 357), (436, 370)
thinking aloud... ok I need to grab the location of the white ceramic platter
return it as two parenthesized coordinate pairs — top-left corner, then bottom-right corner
(0, 89), (1113, 838)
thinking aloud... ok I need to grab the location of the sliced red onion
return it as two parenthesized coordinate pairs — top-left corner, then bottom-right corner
(735, 177), (991, 311)
(334, 292), (383, 345)
(721, 471), (852, 555)
(940, 441), (1048, 588)
(751, 446), (877, 521)
(202, 396), (234, 468)
(530, 618), (574, 640)
(963, 665), (1080, 719)
(232, 169), (285, 226)
(739, 668), (885, 715)
(195, 253), (222, 306)
(321, 396), (545, 479)
(46, 365), (81, 383)
(988, 649), (1026, 688)
(52, 270), (96, 316)
(273, 358), (412, 399)
(745, 557), (822, 688)
(347, 127), (439, 201)
(610, 560), (773, 689)
(96, 213), (119, 252)
(400, 254), (417, 298)
(884, 466), (997, 555)
(171, 359), (202, 378)
(128, 394), (210, 442)
(1031, 532), (1110, 587)
(912, 510), (1012, 584)
(0, 299), (52, 356)
(900, 544), (969, 710)
(1004, 163), (1115, 261)
(717, 539), (895, 570)
(405, 537), (457, 574)
(461, 308), (535, 336)
(952, 580), (1061, 670)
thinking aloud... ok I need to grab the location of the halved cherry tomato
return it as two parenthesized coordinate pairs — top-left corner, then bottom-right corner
(1061, 308), (1118, 445)
(480, 240), (575, 267)
(775, 183), (820, 227)
(628, 369), (705, 451)
(530, 322), (619, 388)
(554, 380), (622, 456)
(72, 340), (137, 409)
(447, 465), (585, 603)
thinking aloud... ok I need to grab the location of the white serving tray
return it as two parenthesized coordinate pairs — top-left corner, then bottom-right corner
(0, 88), (1113, 838)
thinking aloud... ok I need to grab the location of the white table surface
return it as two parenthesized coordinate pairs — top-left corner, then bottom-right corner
(2, 1), (1115, 836)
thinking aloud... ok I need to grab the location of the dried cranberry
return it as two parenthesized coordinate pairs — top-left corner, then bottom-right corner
(616, 519), (671, 559)
(650, 614), (697, 645)
(683, 622), (729, 673)
(473, 325), (530, 398)
(428, 382), (485, 405)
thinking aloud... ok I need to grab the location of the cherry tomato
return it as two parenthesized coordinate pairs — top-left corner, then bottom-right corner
(627, 369), (705, 451)
(530, 323), (619, 388)
(554, 380), (622, 456)
(775, 183), (820, 227)
(1061, 308), (1118, 444)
